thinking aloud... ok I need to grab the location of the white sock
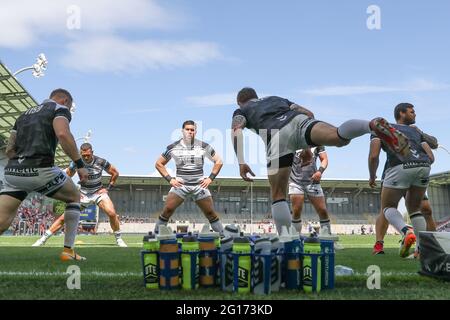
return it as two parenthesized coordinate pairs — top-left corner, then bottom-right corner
(209, 217), (224, 233)
(320, 219), (331, 233)
(272, 200), (292, 235)
(44, 230), (53, 239)
(114, 231), (122, 239)
(337, 120), (370, 140)
(292, 218), (302, 233)
(63, 203), (81, 249)
(410, 212), (426, 249)
(383, 207), (407, 234)
(154, 215), (169, 233)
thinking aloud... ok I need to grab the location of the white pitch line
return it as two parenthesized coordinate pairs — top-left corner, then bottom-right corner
(0, 271), (142, 277)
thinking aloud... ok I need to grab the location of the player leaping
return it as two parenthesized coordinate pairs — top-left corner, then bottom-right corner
(33, 143), (127, 247)
(231, 87), (411, 235)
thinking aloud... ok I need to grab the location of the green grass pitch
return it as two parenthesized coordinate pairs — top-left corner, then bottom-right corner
(0, 234), (448, 300)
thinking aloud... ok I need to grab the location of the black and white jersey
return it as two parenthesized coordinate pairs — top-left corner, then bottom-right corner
(232, 96), (299, 134)
(162, 139), (216, 185)
(6, 99), (72, 169)
(69, 155), (111, 194)
(289, 147), (326, 185)
(371, 124), (431, 170)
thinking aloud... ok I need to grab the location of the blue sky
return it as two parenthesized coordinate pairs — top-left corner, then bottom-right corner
(1, 0), (449, 179)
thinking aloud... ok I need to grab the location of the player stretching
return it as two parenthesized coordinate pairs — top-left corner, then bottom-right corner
(289, 147), (340, 243)
(231, 87), (411, 235)
(33, 143), (127, 247)
(0, 89), (88, 261)
(154, 120), (224, 234)
(369, 103), (435, 258)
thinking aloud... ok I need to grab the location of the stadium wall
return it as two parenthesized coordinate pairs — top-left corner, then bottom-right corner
(428, 184), (450, 221)
(101, 176), (382, 224)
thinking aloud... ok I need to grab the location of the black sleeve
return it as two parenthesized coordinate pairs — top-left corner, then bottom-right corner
(54, 106), (72, 123)
(12, 122), (17, 131)
(162, 147), (172, 161)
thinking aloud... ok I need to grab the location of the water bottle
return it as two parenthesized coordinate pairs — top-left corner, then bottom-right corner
(334, 265), (354, 276)
(220, 236), (234, 292)
(157, 226), (180, 290)
(181, 232), (199, 290)
(198, 226), (219, 287)
(253, 237), (272, 294)
(232, 232), (252, 293)
(303, 235), (321, 293)
(320, 240), (335, 289)
(269, 235), (282, 292)
(142, 232), (159, 289)
(280, 226), (301, 290)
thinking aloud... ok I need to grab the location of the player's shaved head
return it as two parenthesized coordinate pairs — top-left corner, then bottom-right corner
(182, 120), (196, 129)
(80, 143), (93, 151)
(50, 88), (73, 104)
(237, 87), (258, 105)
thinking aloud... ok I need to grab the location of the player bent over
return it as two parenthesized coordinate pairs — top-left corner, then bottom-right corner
(0, 89), (88, 261)
(33, 143), (127, 247)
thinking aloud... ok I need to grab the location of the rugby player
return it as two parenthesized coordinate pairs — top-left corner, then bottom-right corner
(368, 103), (434, 258)
(33, 143), (127, 247)
(154, 120), (224, 234)
(231, 87), (411, 235)
(0, 89), (88, 261)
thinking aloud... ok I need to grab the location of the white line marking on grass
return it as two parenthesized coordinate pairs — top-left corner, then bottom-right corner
(0, 271), (142, 277)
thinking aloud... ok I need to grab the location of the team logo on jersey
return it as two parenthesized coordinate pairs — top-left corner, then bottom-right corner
(276, 115), (287, 121)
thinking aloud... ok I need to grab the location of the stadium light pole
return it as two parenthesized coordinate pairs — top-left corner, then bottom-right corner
(13, 53), (48, 78)
(76, 129), (93, 143)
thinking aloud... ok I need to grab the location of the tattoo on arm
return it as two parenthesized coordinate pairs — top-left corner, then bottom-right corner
(289, 104), (314, 118)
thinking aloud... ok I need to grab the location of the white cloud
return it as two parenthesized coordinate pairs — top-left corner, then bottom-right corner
(61, 36), (222, 72)
(186, 93), (236, 107)
(0, 0), (222, 72)
(0, 0), (177, 48)
(302, 79), (450, 96)
(120, 108), (162, 115)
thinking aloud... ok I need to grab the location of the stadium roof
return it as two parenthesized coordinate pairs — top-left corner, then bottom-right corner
(103, 175), (381, 190)
(429, 171), (450, 186)
(0, 61), (70, 167)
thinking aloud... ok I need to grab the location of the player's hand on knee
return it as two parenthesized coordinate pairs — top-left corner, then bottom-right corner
(240, 163), (255, 182)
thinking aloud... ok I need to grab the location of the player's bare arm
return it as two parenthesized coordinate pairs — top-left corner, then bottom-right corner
(311, 151), (328, 182)
(368, 138), (382, 188)
(155, 155), (182, 187)
(105, 164), (119, 190)
(5, 130), (16, 159)
(200, 153), (223, 189)
(410, 125), (438, 149)
(231, 115), (255, 182)
(421, 142), (435, 164)
(289, 104), (315, 119)
(53, 117), (88, 183)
